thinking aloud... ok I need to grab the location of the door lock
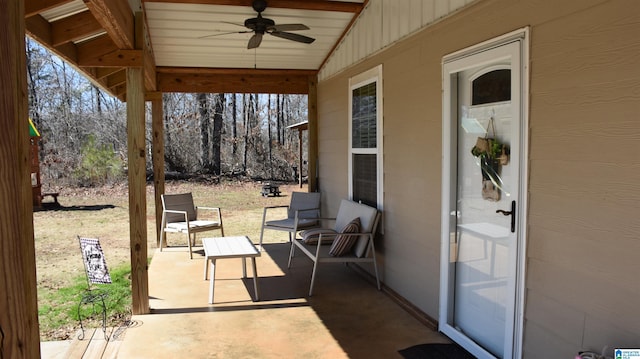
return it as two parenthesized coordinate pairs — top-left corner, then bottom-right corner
(496, 200), (516, 233)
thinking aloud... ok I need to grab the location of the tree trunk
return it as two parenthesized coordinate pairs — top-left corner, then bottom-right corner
(232, 93), (237, 155)
(163, 95), (171, 153)
(197, 92), (211, 172)
(212, 93), (224, 175)
(94, 85), (102, 115)
(283, 95), (289, 146)
(25, 40), (41, 126)
(276, 94), (282, 145)
(242, 94), (248, 172)
(267, 94), (273, 179)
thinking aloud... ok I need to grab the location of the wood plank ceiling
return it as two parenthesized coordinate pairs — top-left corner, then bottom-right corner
(24, 0), (367, 99)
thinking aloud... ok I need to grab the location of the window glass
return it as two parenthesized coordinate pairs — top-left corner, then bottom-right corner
(352, 82), (377, 149)
(349, 65), (383, 210)
(472, 69), (511, 105)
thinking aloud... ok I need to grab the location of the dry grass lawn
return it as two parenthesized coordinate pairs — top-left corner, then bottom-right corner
(34, 179), (303, 339)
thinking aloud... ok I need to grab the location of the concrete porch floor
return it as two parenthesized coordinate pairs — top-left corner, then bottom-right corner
(116, 241), (450, 358)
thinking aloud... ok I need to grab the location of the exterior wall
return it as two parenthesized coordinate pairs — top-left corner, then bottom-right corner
(316, 0), (640, 357)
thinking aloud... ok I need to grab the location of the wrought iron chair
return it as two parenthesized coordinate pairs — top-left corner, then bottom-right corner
(77, 236), (112, 340)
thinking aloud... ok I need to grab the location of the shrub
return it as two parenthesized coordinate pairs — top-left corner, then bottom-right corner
(75, 135), (124, 186)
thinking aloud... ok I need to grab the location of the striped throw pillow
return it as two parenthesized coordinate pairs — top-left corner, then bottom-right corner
(328, 217), (361, 256)
(300, 228), (337, 244)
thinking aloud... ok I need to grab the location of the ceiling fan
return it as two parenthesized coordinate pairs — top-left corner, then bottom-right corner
(203, 0), (316, 49)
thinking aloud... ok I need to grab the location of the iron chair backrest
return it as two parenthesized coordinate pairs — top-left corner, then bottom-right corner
(78, 236), (112, 290)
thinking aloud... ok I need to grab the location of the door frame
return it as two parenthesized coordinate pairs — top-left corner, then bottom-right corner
(439, 28), (530, 358)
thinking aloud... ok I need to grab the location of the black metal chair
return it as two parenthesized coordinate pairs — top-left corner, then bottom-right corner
(77, 236), (112, 340)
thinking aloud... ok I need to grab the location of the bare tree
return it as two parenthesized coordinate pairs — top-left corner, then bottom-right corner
(267, 94), (273, 178)
(242, 94), (248, 172)
(276, 94), (282, 144)
(197, 93), (211, 172)
(212, 94), (224, 175)
(231, 93), (238, 155)
(27, 38), (311, 184)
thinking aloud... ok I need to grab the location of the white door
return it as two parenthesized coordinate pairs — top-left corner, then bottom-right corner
(440, 32), (528, 359)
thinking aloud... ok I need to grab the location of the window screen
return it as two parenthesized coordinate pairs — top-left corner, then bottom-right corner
(352, 154), (377, 207)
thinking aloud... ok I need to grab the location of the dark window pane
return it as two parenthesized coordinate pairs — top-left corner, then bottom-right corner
(352, 82), (377, 148)
(472, 69), (511, 105)
(352, 154), (377, 207)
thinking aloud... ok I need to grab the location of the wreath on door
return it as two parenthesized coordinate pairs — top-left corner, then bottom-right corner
(471, 117), (509, 201)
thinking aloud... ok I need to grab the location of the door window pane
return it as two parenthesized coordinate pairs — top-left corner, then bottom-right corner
(472, 69), (510, 105)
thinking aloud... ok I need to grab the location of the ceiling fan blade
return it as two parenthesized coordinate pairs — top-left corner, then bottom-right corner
(248, 33), (263, 49)
(220, 21), (247, 28)
(269, 31), (315, 44)
(269, 23), (309, 32)
(199, 31), (251, 39)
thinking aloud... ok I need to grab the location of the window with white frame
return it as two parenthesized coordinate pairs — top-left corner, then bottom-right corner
(349, 65), (383, 209)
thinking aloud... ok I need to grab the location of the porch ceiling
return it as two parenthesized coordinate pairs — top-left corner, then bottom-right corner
(24, 0), (366, 99)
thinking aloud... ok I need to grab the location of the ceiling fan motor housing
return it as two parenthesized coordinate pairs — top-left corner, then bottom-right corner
(252, 0), (268, 13)
(244, 15), (275, 33)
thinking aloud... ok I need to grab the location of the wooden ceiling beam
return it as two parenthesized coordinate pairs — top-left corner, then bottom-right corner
(25, 14), (52, 45)
(26, 14), (79, 62)
(137, 12), (157, 92)
(140, 0), (364, 13)
(51, 10), (104, 46)
(77, 34), (142, 67)
(157, 67), (316, 76)
(145, 92), (163, 101)
(25, 0), (76, 18)
(78, 49), (142, 67)
(92, 67), (122, 80)
(106, 69), (127, 87)
(80, 67), (109, 87)
(112, 83), (127, 99)
(25, 4), (131, 99)
(76, 34), (117, 63)
(157, 67), (314, 94)
(26, 17), (125, 99)
(85, 0), (135, 49)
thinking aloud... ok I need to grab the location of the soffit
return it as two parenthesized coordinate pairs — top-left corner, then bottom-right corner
(144, 2), (359, 70)
(24, 0), (366, 98)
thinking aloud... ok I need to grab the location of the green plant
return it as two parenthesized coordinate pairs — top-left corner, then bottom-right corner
(471, 138), (508, 162)
(38, 263), (132, 340)
(74, 134), (123, 186)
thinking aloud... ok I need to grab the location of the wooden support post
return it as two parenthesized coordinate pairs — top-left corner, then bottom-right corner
(152, 97), (165, 246)
(127, 67), (150, 315)
(307, 75), (318, 192)
(0, 1), (41, 357)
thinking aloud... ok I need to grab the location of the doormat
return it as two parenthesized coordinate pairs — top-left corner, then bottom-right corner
(399, 343), (476, 359)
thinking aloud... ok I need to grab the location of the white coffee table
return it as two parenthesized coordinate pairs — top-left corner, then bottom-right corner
(202, 236), (261, 304)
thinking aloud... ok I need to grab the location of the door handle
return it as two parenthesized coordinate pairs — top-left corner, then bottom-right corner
(496, 200), (516, 233)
